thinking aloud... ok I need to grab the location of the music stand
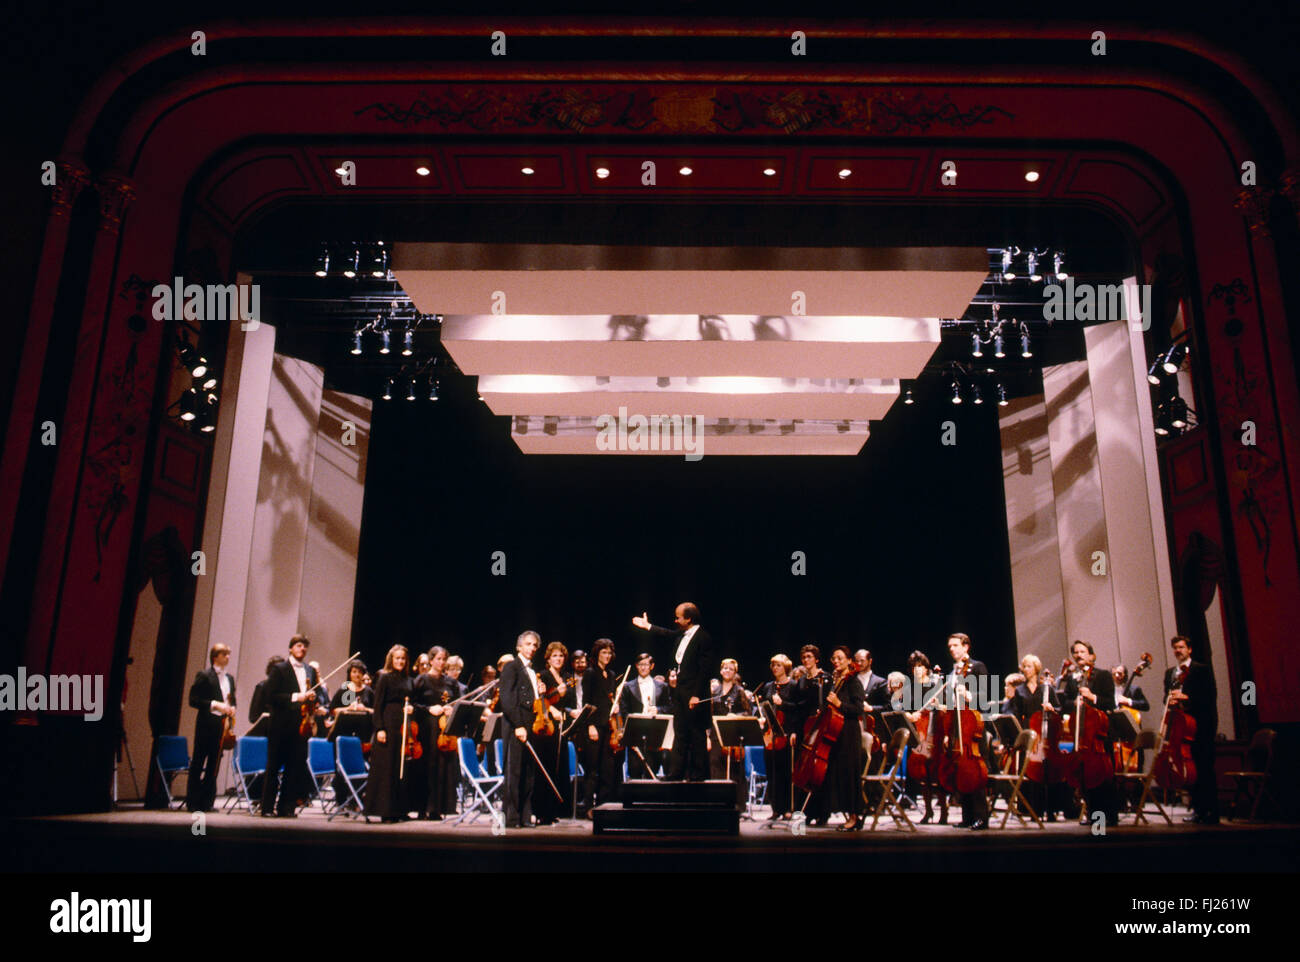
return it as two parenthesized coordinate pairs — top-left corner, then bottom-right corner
(713, 715), (764, 781)
(560, 703), (595, 739)
(444, 703), (483, 739)
(478, 712), (502, 744)
(886, 711), (919, 748)
(1107, 709), (1139, 743)
(621, 713), (671, 781)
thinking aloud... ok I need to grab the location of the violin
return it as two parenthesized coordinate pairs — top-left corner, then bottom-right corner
(757, 680), (790, 751)
(298, 690), (319, 738)
(1061, 662), (1113, 791)
(219, 706), (236, 753)
(1154, 663), (1197, 790)
(608, 667), (632, 750)
(532, 670), (565, 736)
(433, 678), (499, 750)
(1023, 670), (1065, 784)
(791, 665), (855, 793)
(938, 664), (988, 795)
(437, 689), (458, 751)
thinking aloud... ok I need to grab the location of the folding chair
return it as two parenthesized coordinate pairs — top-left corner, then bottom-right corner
(986, 729), (1043, 828)
(568, 740), (583, 819)
(306, 737), (336, 814)
(228, 736), (267, 814)
(1226, 728), (1278, 821)
(865, 729), (916, 831)
(744, 745), (767, 818)
(330, 736), (370, 822)
(456, 736), (503, 824)
(155, 735), (190, 810)
(1115, 730), (1172, 825)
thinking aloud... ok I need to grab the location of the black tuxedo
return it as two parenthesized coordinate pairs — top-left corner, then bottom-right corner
(186, 667), (235, 811)
(621, 675), (670, 778)
(645, 622), (716, 780)
(260, 659), (319, 816)
(1165, 661), (1219, 818)
(1057, 664), (1119, 824)
(499, 657), (539, 827)
(858, 671), (889, 709)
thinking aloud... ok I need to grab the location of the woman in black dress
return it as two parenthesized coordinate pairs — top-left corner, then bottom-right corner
(413, 646), (458, 820)
(366, 645), (414, 823)
(709, 658), (752, 806)
(823, 646), (866, 831)
(533, 641), (570, 825)
(755, 654), (796, 820)
(328, 660), (374, 745)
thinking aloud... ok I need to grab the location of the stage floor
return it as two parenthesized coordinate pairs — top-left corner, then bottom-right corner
(5, 802), (1298, 872)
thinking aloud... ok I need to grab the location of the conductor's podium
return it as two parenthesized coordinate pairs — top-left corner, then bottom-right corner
(592, 779), (741, 835)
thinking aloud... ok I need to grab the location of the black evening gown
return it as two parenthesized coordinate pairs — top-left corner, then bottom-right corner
(825, 675), (865, 818)
(413, 672), (460, 818)
(365, 670), (413, 820)
(532, 670), (568, 823)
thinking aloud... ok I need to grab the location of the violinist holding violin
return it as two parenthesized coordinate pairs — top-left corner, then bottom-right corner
(821, 646), (867, 831)
(186, 644), (236, 813)
(533, 641), (572, 825)
(708, 658), (752, 805)
(413, 646), (458, 821)
(500, 630), (543, 828)
(755, 654), (796, 820)
(1164, 635), (1218, 824)
(261, 635), (322, 818)
(580, 639), (623, 814)
(366, 645), (415, 823)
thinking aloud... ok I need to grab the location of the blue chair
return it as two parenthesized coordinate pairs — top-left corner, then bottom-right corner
(744, 746), (768, 816)
(229, 736), (267, 814)
(330, 737), (369, 821)
(306, 737), (335, 813)
(155, 735), (190, 809)
(567, 741), (583, 818)
(456, 737), (503, 824)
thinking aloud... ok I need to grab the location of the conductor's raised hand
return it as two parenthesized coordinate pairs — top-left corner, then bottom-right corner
(632, 612), (651, 630)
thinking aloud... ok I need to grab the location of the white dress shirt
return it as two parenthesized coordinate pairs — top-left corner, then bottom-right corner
(637, 674), (657, 712)
(209, 668), (232, 714)
(675, 625), (698, 666)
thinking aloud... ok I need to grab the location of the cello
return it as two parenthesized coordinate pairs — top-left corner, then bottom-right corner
(1023, 669), (1065, 785)
(938, 665), (988, 795)
(792, 664), (855, 794)
(1061, 664), (1113, 791)
(1153, 664), (1197, 790)
(1115, 653), (1152, 771)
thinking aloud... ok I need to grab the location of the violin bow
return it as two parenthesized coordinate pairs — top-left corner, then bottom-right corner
(400, 696), (410, 781)
(524, 740), (564, 801)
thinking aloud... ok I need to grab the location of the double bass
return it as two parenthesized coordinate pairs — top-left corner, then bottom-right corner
(1115, 652), (1152, 771)
(792, 665), (855, 793)
(938, 665), (988, 795)
(1023, 669), (1065, 785)
(1153, 664), (1197, 790)
(1061, 663), (1113, 791)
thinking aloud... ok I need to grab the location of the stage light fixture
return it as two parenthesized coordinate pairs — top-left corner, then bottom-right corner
(402, 328), (414, 356)
(993, 334), (1006, 359)
(521, 166), (535, 175)
(1020, 330), (1033, 359)
(379, 330), (391, 355)
(178, 388), (200, 421)
(1147, 358), (1164, 385)
(972, 384), (983, 405)
(595, 167), (610, 179)
(342, 246), (359, 279)
(313, 244), (330, 277)
(200, 374), (218, 391)
(1154, 403), (1171, 436)
(351, 330), (363, 355)
(1163, 342), (1188, 374)
(416, 165), (431, 177)
(1053, 251), (1067, 280)
(1027, 251), (1042, 282)
(951, 380), (962, 405)
(406, 378), (417, 401)
(1001, 247), (1018, 281)
(679, 166), (693, 176)
(382, 379), (393, 401)
(763, 167), (776, 176)
(838, 168), (851, 179)
(903, 386), (915, 405)
(971, 332), (983, 358)
(997, 383), (1009, 406)
(428, 379), (439, 401)
(369, 243), (388, 278)
(1169, 396), (1188, 429)
(1024, 170), (1040, 183)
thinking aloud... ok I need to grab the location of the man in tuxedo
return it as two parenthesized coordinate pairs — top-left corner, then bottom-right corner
(944, 632), (991, 829)
(499, 630), (542, 828)
(633, 602), (716, 781)
(1165, 635), (1219, 824)
(620, 652), (669, 778)
(186, 644), (236, 812)
(853, 649), (890, 709)
(260, 635), (320, 817)
(1057, 638), (1120, 827)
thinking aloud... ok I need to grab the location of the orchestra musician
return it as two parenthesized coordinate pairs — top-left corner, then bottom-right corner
(755, 655), (797, 820)
(708, 658), (752, 805)
(619, 652), (669, 779)
(853, 649), (890, 709)
(999, 673), (1023, 715)
(247, 655), (285, 726)
(902, 650), (946, 825)
(327, 659), (374, 744)
(445, 655), (468, 699)
(413, 646), (458, 821)
(260, 635), (322, 818)
(793, 644), (832, 825)
(580, 638), (623, 813)
(1113, 664), (1151, 712)
(823, 646), (866, 831)
(185, 643), (236, 813)
(1165, 635), (1219, 824)
(632, 603), (717, 782)
(365, 645), (414, 823)
(533, 641), (571, 825)
(499, 630), (543, 828)
(945, 633), (989, 830)
(1057, 639), (1119, 826)
(563, 649), (590, 816)
(1010, 654), (1063, 821)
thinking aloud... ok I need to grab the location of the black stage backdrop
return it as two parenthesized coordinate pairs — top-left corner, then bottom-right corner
(350, 376), (1016, 684)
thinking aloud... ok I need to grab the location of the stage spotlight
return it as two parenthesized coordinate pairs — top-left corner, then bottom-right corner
(1024, 170), (1040, 183)
(1053, 251), (1067, 280)
(1020, 330), (1033, 358)
(351, 330), (363, 355)
(369, 243), (388, 278)
(521, 166), (535, 175)
(951, 380), (962, 405)
(679, 166), (693, 176)
(342, 246), (359, 278)
(997, 383), (1009, 407)
(971, 332), (983, 358)
(200, 374), (218, 391)
(1169, 396), (1188, 429)
(1027, 251), (1042, 282)
(1163, 342), (1188, 374)
(406, 378), (417, 401)
(1001, 247), (1018, 281)
(428, 379), (439, 401)
(763, 167), (776, 176)
(1147, 358), (1164, 385)
(178, 388), (200, 422)
(313, 244), (330, 277)
(993, 334), (1006, 359)
(382, 379), (393, 401)
(416, 165), (431, 177)
(402, 328), (414, 356)
(972, 384), (983, 405)
(378, 330), (391, 355)
(838, 168), (851, 179)
(1154, 403), (1171, 436)
(903, 386), (915, 405)
(595, 167), (610, 179)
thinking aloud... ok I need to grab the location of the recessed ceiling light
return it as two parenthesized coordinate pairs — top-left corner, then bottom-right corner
(1025, 170), (1040, 183)
(838, 168), (851, 179)
(595, 167), (610, 179)
(521, 166), (535, 175)
(679, 166), (693, 176)
(415, 165), (430, 177)
(763, 167), (776, 176)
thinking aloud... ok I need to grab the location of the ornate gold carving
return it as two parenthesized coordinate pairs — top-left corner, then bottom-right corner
(1233, 186), (1274, 238)
(95, 174), (137, 234)
(51, 162), (91, 217)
